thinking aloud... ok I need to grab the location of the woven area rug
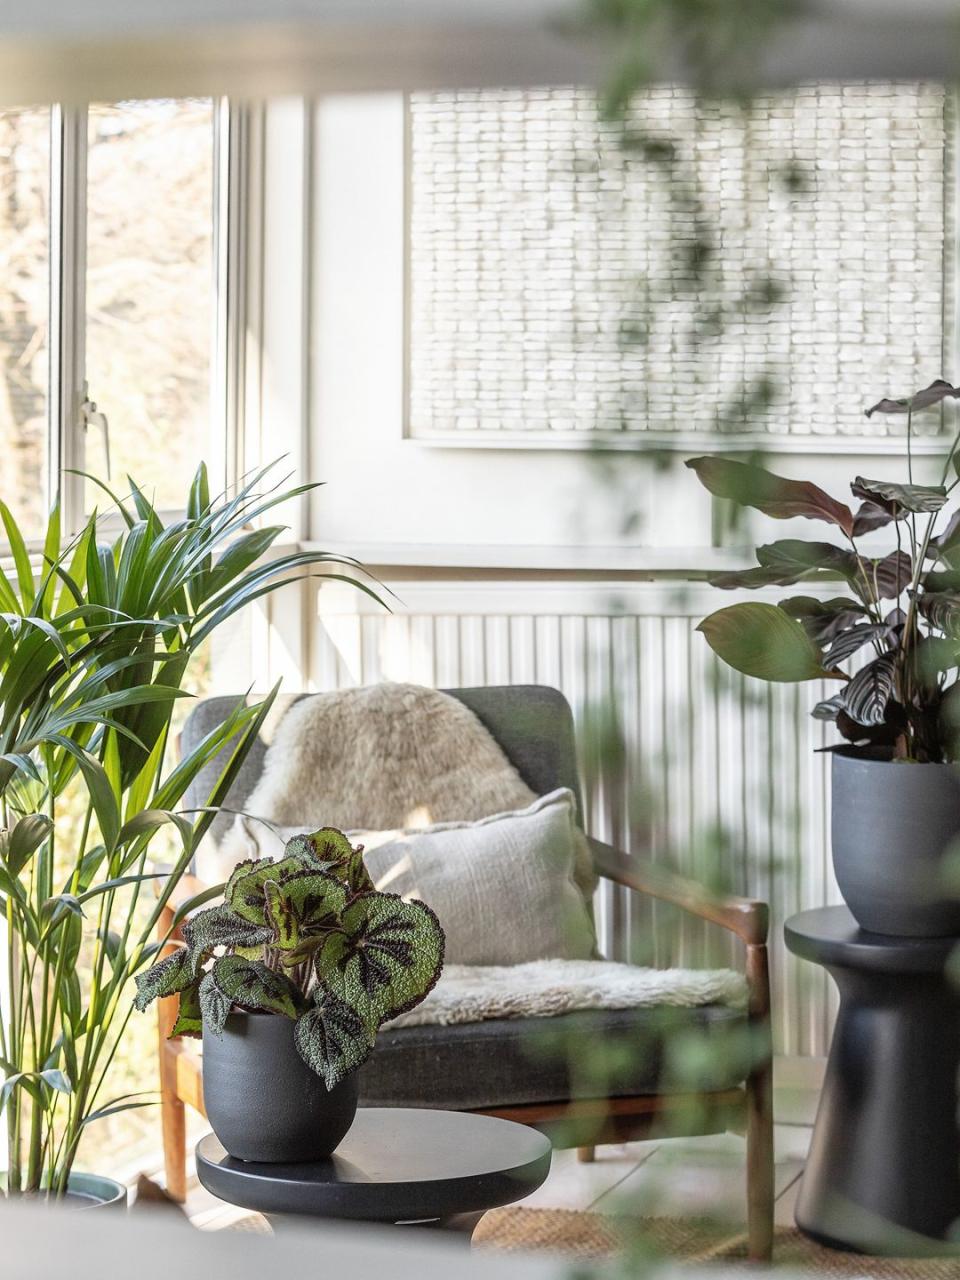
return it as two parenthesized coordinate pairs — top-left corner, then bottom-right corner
(473, 1208), (960, 1276)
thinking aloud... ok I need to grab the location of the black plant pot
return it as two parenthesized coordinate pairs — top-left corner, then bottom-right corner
(203, 1012), (358, 1163)
(832, 751), (960, 937)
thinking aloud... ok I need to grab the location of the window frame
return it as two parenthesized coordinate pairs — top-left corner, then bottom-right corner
(10, 96), (245, 548)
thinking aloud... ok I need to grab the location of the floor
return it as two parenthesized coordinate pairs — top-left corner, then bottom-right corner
(178, 1121), (812, 1234)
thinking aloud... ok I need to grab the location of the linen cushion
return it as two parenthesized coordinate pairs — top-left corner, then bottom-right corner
(358, 1005), (751, 1109)
(220, 789), (596, 964)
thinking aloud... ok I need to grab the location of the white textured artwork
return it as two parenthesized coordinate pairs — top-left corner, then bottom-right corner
(408, 84), (949, 441)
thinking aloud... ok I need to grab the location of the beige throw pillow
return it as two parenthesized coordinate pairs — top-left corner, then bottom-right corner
(220, 789), (596, 965)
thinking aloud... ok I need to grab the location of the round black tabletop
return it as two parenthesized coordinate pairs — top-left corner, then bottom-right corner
(196, 1107), (552, 1223)
(785, 905), (958, 974)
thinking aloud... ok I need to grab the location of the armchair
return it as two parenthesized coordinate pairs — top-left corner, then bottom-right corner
(156, 685), (772, 1260)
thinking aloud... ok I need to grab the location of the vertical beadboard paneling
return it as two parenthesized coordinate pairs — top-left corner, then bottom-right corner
(312, 582), (840, 1058)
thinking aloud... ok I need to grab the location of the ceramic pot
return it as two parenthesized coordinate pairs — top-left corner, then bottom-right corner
(832, 751), (960, 937)
(202, 1011), (358, 1163)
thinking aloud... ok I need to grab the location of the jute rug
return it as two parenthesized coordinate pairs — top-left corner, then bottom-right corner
(473, 1208), (960, 1276)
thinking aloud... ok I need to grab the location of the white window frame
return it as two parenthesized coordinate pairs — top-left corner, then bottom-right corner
(31, 97), (248, 544)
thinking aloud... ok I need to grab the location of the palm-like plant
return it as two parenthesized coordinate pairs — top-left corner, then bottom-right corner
(0, 462), (379, 1196)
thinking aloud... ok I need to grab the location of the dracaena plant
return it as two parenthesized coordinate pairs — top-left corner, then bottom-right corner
(688, 379), (960, 763)
(0, 461), (380, 1198)
(133, 828), (444, 1089)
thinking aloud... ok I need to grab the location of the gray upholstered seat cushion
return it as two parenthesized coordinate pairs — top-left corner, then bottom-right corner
(358, 1005), (750, 1111)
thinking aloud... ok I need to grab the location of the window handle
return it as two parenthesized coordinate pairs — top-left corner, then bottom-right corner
(80, 384), (111, 480)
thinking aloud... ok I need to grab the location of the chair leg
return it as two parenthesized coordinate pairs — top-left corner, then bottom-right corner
(745, 944), (774, 1263)
(161, 1083), (187, 1203)
(576, 1146), (596, 1163)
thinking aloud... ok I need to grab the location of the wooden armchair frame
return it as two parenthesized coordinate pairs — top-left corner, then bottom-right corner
(156, 839), (773, 1260)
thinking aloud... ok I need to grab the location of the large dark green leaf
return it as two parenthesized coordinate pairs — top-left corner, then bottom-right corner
(697, 603), (830, 683)
(841, 654), (897, 727)
(867, 550), (913, 601)
(316, 893), (445, 1033)
(707, 565), (806, 590)
(209, 954), (303, 1019)
(686, 456), (854, 535)
(294, 989), (374, 1091)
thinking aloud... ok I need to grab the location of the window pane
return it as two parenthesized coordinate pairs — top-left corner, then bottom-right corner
(0, 107), (49, 535)
(85, 99), (215, 512)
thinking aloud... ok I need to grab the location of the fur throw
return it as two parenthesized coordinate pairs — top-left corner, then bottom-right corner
(234, 682), (596, 895)
(388, 959), (749, 1028)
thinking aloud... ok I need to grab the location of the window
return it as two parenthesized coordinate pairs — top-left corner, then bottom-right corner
(0, 98), (222, 544)
(0, 107), (50, 534)
(84, 100), (216, 512)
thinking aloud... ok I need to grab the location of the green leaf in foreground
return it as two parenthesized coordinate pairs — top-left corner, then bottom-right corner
(697, 602), (832, 683)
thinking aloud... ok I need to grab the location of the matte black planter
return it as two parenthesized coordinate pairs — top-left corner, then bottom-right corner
(832, 752), (960, 937)
(203, 1012), (358, 1163)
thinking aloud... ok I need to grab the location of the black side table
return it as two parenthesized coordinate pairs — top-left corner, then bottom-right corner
(196, 1107), (551, 1227)
(785, 906), (960, 1254)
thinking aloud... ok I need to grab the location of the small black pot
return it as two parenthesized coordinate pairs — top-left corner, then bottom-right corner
(202, 1012), (358, 1163)
(832, 751), (960, 937)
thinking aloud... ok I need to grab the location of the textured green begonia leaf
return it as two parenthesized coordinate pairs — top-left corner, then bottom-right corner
(697, 603), (832, 683)
(181, 903), (272, 954)
(316, 892), (444, 1033)
(264, 879), (297, 948)
(209, 954), (303, 1019)
(170, 977), (203, 1038)
(294, 988), (374, 1091)
(133, 947), (197, 1012)
(199, 970), (232, 1035)
(285, 827), (375, 894)
(226, 856), (311, 925)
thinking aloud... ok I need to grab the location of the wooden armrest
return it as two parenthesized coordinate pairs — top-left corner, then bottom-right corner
(588, 835), (768, 947)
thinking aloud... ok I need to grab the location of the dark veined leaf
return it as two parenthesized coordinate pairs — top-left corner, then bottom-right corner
(697, 603), (831, 683)
(284, 829), (375, 896)
(316, 893), (445, 1033)
(265, 869), (348, 952)
(199, 970), (232, 1036)
(918, 592), (960, 640)
(841, 653), (897, 727)
(865, 379), (960, 417)
(170, 979), (203, 1038)
(225, 855), (308, 925)
(686, 456), (854, 535)
(851, 477), (947, 516)
(181, 903), (272, 955)
(294, 988), (374, 1091)
(778, 596), (869, 646)
(812, 693), (845, 722)
(133, 947), (198, 1012)
(209, 954), (303, 1019)
(861, 550), (912, 602)
(823, 623), (891, 666)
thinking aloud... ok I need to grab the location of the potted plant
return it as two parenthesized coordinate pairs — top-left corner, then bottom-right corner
(0, 463), (378, 1204)
(688, 379), (960, 937)
(134, 827), (444, 1162)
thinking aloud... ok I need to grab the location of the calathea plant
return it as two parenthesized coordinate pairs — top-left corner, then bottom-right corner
(687, 380), (960, 762)
(134, 828), (445, 1088)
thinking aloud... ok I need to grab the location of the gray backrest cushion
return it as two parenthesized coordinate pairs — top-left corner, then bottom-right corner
(182, 684), (583, 846)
